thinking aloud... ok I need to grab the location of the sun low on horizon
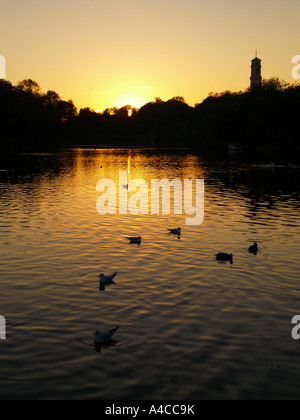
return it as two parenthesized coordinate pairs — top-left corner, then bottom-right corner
(1, 0), (300, 111)
(111, 86), (155, 110)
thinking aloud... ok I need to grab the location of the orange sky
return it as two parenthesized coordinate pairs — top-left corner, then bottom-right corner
(1, 0), (299, 110)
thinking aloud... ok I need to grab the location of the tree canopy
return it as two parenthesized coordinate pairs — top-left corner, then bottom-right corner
(0, 78), (299, 153)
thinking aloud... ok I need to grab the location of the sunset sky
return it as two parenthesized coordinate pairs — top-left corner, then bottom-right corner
(1, 0), (299, 111)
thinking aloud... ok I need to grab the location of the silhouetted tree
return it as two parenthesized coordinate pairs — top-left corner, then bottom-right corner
(261, 78), (289, 92)
(17, 79), (42, 96)
(44, 90), (61, 105)
(171, 96), (186, 103)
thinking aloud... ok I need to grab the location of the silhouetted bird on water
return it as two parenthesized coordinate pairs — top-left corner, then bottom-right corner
(216, 253), (233, 264)
(249, 243), (258, 255)
(93, 327), (119, 353)
(98, 272), (117, 285)
(93, 326), (119, 344)
(167, 227), (181, 236)
(126, 236), (142, 244)
(98, 272), (117, 291)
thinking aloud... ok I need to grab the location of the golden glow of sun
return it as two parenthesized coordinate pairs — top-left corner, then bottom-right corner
(112, 87), (153, 110)
(114, 95), (146, 109)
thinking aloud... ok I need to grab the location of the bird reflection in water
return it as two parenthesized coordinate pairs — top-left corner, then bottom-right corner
(94, 338), (119, 354)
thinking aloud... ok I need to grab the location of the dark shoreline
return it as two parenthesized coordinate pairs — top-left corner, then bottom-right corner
(1, 78), (300, 159)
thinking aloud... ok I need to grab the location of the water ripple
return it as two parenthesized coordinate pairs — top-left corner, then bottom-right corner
(0, 149), (300, 399)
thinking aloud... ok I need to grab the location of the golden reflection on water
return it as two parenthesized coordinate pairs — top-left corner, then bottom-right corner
(71, 148), (207, 228)
(127, 149), (131, 182)
(0, 148), (300, 399)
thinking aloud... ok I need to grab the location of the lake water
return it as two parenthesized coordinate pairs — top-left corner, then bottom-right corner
(0, 148), (300, 400)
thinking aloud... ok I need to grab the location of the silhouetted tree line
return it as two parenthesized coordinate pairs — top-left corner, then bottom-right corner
(192, 79), (300, 152)
(0, 79), (78, 150)
(1, 78), (299, 152)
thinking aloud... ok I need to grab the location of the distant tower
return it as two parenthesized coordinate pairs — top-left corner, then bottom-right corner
(250, 51), (262, 91)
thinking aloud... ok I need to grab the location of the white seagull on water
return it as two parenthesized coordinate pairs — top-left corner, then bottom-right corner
(93, 326), (119, 344)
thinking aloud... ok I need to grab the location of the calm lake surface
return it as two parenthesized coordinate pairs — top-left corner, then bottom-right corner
(0, 148), (300, 400)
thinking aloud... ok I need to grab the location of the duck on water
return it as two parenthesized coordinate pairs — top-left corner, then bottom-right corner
(249, 243), (258, 254)
(216, 253), (233, 264)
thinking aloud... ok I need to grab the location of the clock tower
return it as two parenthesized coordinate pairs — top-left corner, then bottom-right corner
(250, 52), (262, 91)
